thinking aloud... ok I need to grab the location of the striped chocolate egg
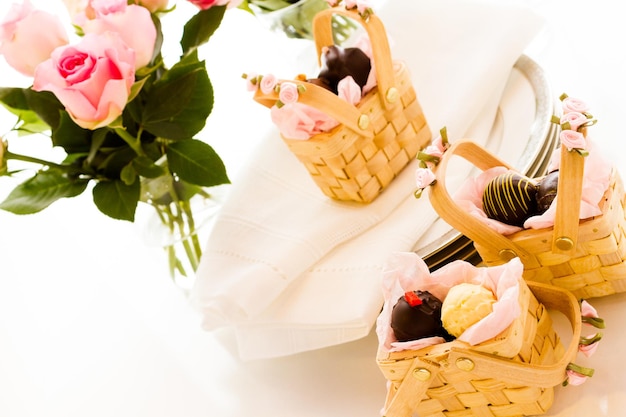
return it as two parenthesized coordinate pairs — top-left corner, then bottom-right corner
(482, 172), (538, 227)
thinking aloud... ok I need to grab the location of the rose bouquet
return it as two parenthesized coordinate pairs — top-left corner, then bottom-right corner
(0, 0), (241, 280)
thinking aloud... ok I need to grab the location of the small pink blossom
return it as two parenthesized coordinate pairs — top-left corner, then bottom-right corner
(560, 129), (586, 150)
(244, 73), (258, 92)
(566, 369), (589, 386)
(562, 97), (590, 114)
(560, 111), (589, 132)
(344, 0), (357, 8)
(423, 144), (444, 159)
(581, 300), (599, 319)
(355, 0), (373, 13)
(337, 76), (361, 106)
(415, 167), (436, 189)
(278, 82), (299, 105)
(325, 0), (339, 6)
(579, 339), (599, 358)
(259, 73), (277, 94)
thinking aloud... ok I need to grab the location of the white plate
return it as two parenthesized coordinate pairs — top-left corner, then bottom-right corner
(413, 54), (559, 266)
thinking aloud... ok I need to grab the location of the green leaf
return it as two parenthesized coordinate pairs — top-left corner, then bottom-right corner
(92, 179), (140, 221)
(0, 88), (50, 134)
(166, 139), (229, 187)
(52, 111), (92, 153)
(141, 52), (213, 140)
(180, 6), (226, 56)
(24, 89), (65, 129)
(132, 155), (166, 178)
(0, 169), (88, 214)
(120, 162), (137, 186)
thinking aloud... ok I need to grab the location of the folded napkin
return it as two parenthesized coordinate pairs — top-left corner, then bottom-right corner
(190, 0), (544, 360)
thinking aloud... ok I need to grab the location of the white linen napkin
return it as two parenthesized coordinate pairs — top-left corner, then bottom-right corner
(190, 0), (544, 360)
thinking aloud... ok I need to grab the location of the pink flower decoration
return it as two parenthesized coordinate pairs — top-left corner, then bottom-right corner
(344, 0), (357, 8)
(243, 73), (258, 92)
(356, 0), (373, 13)
(566, 369), (589, 386)
(415, 167), (436, 189)
(423, 144), (444, 159)
(579, 339), (600, 358)
(325, 0), (339, 6)
(259, 73), (277, 94)
(562, 97), (590, 114)
(560, 111), (589, 132)
(560, 129), (586, 150)
(270, 103), (338, 140)
(278, 82), (299, 105)
(581, 300), (599, 319)
(337, 76), (361, 106)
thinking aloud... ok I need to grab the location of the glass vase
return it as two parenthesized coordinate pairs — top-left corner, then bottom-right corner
(138, 175), (228, 295)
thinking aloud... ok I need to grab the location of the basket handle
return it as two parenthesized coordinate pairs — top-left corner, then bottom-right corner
(448, 281), (582, 388)
(428, 139), (537, 265)
(552, 142), (585, 255)
(253, 78), (374, 138)
(312, 7), (397, 110)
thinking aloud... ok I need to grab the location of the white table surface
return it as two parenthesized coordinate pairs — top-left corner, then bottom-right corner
(1, 1), (625, 416)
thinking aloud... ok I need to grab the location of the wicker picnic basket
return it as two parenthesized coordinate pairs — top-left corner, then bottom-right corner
(253, 6), (431, 203)
(428, 138), (626, 299)
(377, 279), (583, 417)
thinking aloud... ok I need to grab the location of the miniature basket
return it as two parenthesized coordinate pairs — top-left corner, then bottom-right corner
(253, 6), (431, 203)
(428, 138), (626, 299)
(377, 280), (583, 417)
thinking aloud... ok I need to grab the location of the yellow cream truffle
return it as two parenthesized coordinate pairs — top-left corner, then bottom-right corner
(441, 283), (497, 338)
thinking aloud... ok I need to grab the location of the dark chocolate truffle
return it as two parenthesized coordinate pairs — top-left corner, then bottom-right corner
(390, 290), (452, 342)
(317, 45), (371, 94)
(536, 170), (559, 213)
(482, 172), (538, 227)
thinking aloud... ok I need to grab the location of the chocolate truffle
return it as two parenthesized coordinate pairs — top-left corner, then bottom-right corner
(317, 45), (371, 94)
(536, 170), (559, 213)
(482, 172), (538, 227)
(390, 290), (452, 342)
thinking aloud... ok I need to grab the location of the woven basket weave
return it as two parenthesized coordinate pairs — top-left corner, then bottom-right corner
(376, 280), (582, 417)
(429, 138), (626, 299)
(253, 7), (431, 203)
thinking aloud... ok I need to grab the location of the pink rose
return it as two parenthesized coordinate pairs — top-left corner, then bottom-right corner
(278, 82), (299, 105)
(0, 0), (69, 76)
(90, 0), (126, 15)
(33, 32), (135, 130)
(562, 96), (590, 114)
(259, 73), (277, 94)
(79, 3), (156, 69)
(415, 167), (436, 189)
(187, 0), (243, 10)
(355, 0), (373, 13)
(131, 0), (170, 12)
(344, 0), (357, 8)
(337, 76), (361, 106)
(560, 111), (589, 132)
(270, 103), (338, 140)
(560, 130), (586, 150)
